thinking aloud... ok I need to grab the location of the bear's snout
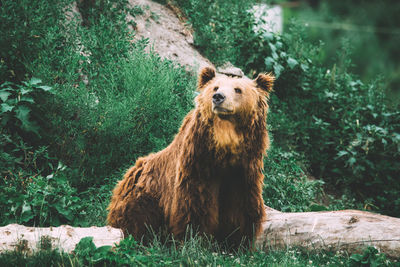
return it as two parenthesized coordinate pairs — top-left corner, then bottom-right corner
(212, 93), (225, 105)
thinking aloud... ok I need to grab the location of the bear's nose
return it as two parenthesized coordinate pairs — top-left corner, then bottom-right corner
(212, 93), (225, 105)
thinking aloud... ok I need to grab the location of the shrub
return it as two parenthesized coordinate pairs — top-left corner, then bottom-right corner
(0, 0), (196, 189)
(0, 78), (53, 138)
(266, 26), (400, 216)
(0, 165), (85, 226)
(46, 48), (195, 188)
(0, 0), (71, 83)
(263, 146), (324, 212)
(168, 0), (257, 66)
(0, 78), (56, 198)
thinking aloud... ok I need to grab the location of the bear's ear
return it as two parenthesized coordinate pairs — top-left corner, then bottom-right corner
(198, 67), (216, 89)
(254, 73), (274, 94)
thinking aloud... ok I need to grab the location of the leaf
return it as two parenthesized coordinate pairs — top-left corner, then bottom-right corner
(0, 81), (13, 89)
(21, 87), (33, 95)
(20, 202), (34, 223)
(287, 57), (298, 69)
(30, 77), (42, 85)
(37, 85), (52, 91)
(264, 57), (274, 69)
(275, 41), (283, 49)
(300, 63), (309, 71)
(273, 64), (284, 78)
(347, 157), (356, 166)
(337, 151), (348, 157)
(15, 105), (31, 126)
(262, 32), (273, 41)
(0, 91), (11, 102)
(350, 253), (363, 262)
(272, 51), (279, 59)
(55, 201), (73, 221)
(20, 96), (35, 103)
(93, 246), (112, 262)
(1, 103), (14, 112)
(74, 236), (97, 258)
(14, 105), (40, 135)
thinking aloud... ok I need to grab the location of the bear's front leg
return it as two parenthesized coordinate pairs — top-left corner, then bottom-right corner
(168, 179), (220, 239)
(242, 160), (266, 244)
(217, 161), (266, 249)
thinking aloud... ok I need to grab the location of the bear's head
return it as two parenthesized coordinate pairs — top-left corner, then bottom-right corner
(196, 67), (274, 125)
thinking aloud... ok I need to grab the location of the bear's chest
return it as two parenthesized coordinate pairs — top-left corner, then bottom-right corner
(212, 119), (245, 165)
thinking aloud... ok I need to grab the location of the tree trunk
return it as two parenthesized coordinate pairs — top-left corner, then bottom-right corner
(256, 207), (400, 258)
(1, 208), (399, 257)
(0, 224), (123, 254)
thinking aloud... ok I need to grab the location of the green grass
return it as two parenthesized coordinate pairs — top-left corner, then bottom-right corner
(2, 234), (397, 267)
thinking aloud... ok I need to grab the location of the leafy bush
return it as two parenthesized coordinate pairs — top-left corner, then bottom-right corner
(0, 78), (52, 137)
(46, 47), (195, 188)
(263, 146), (324, 212)
(0, 165), (85, 226)
(0, 0), (71, 83)
(0, 78), (57, 203)
(265, 31), (400, 215)
(169, 0), (257, 67)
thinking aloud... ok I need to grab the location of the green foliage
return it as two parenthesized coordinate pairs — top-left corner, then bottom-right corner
(73, 236), (113, 265)
(0, 250), (78, 267)
(263, 146), (324, 212)
(0, 79), (52, 137)
(0, 0), (70, 82)
(47, 47), (195, 188)
(0, 165), (86, 227)
(170, 0), (257, 66)
(2, 235), (399, 266)
(266, 29), (400, 215)
(291, 1), (400, 102)
(350, 247), (395, 267)
(0, 78), (58, 211)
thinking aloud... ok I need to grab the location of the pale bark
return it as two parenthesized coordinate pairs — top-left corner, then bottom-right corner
(1, 208), (399, 257)
(257, 208), (400, 258)
(0, 224), (123, 254)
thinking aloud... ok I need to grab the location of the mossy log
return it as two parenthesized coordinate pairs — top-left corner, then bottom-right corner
(1, 208), (399, 257)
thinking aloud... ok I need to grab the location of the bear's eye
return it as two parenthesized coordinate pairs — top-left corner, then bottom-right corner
(213, 86), (219, 92)
(234, 88), (242, 94)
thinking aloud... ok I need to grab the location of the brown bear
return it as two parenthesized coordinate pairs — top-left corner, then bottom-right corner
(107, 67), (274, 248)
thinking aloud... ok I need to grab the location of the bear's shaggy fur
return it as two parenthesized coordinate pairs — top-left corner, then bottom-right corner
(107, 67), (274, 248)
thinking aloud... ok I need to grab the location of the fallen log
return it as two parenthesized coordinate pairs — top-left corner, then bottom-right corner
(257, 208), (400, 258)
(0, 224), (123, 254)
(1, 208), (399, 257)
